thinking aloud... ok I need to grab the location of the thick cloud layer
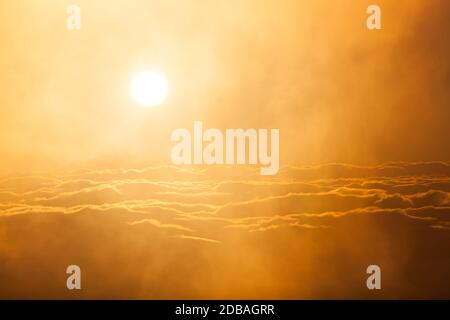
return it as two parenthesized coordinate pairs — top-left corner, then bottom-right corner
(1, 162), (449, 298)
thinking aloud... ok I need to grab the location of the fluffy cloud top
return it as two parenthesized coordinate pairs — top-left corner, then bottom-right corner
(1, 162), (449, 298)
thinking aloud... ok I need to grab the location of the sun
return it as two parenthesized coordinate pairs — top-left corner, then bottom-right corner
(130, 70), (169, 107)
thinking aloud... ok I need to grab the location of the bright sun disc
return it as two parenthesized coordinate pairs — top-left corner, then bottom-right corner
(131, 71), (168, 107)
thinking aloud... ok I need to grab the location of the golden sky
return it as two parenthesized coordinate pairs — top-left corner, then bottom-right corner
(0, 0), (450, 299)
(1, 0), (449, 173)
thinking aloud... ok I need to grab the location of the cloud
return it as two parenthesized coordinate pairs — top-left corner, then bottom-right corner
(128, 218), (194, 233)
(173, 234), (222, 244)
(0, 162), (449, 298)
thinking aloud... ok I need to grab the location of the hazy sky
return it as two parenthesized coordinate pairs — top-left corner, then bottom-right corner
(1, 0), (449, 174)
(1, 1), (450, 299)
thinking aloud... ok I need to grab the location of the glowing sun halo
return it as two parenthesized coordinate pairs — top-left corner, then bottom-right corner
(131, 71), (168, 107)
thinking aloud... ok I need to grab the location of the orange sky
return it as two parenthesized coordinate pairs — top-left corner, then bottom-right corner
(0, 1), (449, 299)
(1, 0), (449, 174)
